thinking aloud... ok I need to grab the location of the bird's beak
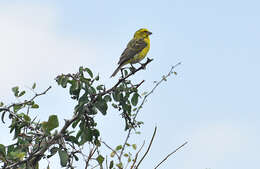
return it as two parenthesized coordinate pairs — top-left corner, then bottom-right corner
(147, 31), (152, 35)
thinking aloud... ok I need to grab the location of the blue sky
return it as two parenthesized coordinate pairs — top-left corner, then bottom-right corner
(0, 0), (260, 169)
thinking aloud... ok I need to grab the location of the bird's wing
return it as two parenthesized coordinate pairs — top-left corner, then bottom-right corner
(118, 38), (147, 65)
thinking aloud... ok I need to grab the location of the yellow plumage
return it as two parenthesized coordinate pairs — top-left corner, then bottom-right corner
(111, 28), (152, 77)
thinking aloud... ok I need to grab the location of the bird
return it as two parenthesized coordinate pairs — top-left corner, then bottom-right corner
(110, 28), (152, 77)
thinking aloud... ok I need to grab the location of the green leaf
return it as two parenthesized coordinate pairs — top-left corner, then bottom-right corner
(58, 150), (68, 167)
(69, 80), (80, 99)
(104, 95), (112, 102)
(115, 145), (122, 151)
(23, 114), (31, 122)
(14, 126), (22, 139)
(78, 94), (89, 106)
(65, 136), (79, 145)
(96, 85), (104, 91)
(7, 145), (14, 155)
(73, 154), (79, 161)
(128, 156), (131, 162)
(124, 70), (128, 76)
(112, 89), (120, 102)
(56, 75), (63, 85)
(47, 115), (59, 131)
(122, 103), (131, 113)
(13, 151), (26, 160)
(110, 151), (115, 158)
(1, 110), (6, 123)
(72, 118), (80, 128)
(95, 97), (108, 115)
(61, 76), (68, 88)
(32, 82), (36, 89)
(42, 115), (59, 133)
(123, 153), (128, 157)
(112, 103), (118, 108)
(12, 86), (19, 97)
(76, 129), (83, 140)
(26, 101), (34, 106)
(88, 86), (96, 95)
(94, 74), (99, 81)
(79, 66), (84, 73)
(92, 129), (100, 138)
(18, 91), (26, 97)
(132, 144), (137, 150)
(0, 102), (3, 107)
(13, 104), (23, 112)
(131, 93), (139, 106)
(0, 144), (6, 157)
(109, 160), (114, 169)
(84, 67), (93, 78)
(47, 147), (59, 158)
(79, 128), (92, 145)
(116, 162), (123, 168)
(94, 139), (101, 146)
(96, 155), (104, 165)
(31, 104), (39, 109)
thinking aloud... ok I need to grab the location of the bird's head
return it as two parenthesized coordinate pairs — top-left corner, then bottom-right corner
(134, 28), (152, 39)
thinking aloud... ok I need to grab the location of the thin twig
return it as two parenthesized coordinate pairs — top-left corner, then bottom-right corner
(4, 59), (153, 169)
(134, 62), (181, 121)
(135, 126), (157, 169)
(102, 141), (121, 161)
(95, 58), (153, 97)
(130, 141), (145, 169)
(154, 141), (188, 169)
(119, 62), (181, 160)
(10, 86), (52, 108)
(135, 80), (145, 89)
(105, 155), (108, 169)
(0, 86), (52, 124)
(85, 146), (98, 169)
(119, 129), (131, 160)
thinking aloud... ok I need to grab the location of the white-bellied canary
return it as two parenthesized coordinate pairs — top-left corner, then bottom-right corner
(111, 28), (152, 77)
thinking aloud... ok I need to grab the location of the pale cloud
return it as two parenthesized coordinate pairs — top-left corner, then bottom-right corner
(191, 124), (245, 155)
(0, 4), (98, 167)
(0, 2), (99, 100)
(179, 123), (251, 169)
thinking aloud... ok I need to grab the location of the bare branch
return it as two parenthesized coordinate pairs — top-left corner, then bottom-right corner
(134, 62), (181, 121)
(0, 86), (52, 124)
(130, 141), (145, 169)
(85, 146), (98, 169)
(10, 86), (52, 108)
(95, 58), (153, 97)
(119, 62), (181, 160)
(102, 141), (121, 162)
(119, 129), (131, 160)
(135, 126), (157, 169)
(3, 59), (153, 169)
(154, 141), (188, 169)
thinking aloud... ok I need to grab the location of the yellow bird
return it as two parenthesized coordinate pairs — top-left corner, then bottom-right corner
(111, 28), (152, 77)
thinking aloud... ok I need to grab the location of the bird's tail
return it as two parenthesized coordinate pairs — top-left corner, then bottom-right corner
(110, 65), (122, 77)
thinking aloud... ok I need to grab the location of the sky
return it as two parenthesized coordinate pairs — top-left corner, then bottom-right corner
(0, 0), (260, 169)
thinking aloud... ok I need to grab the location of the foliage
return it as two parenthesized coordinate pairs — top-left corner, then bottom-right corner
(0, 59), (185, 169)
